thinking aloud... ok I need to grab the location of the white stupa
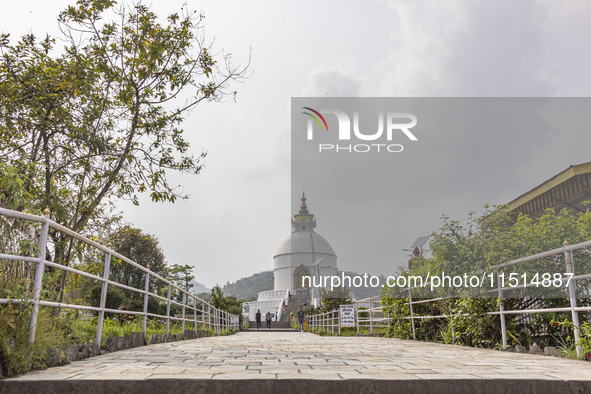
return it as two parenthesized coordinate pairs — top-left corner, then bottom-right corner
(273, 193), (338, 291)
(243, 193), (338, 321)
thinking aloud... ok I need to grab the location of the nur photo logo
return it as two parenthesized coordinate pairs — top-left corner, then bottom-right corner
(301, 107), (419, 153)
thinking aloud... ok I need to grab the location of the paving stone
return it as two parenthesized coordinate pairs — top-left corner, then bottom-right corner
(274, 373), (320, 379)
(211, 373), (276, 380)
(473, 373), (559, 380)
(412, 373), (481, 380)
(8, 373), (77, 381)
(4, 332), (591, 383)
(207, 365), (248, 372)
(346, 372), (420, 380)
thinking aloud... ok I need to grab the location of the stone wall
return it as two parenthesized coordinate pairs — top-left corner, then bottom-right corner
(65, 330), (213, 363)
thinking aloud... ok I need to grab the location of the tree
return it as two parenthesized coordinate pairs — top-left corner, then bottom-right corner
(382, 205), (591, 348)
(319, 286), (352, 312)
(109, 225), (167, 294)
(0, 0), (248, 273)
(210, 285), (227, 311)
(210, 285), (245, 326)
(168, 263), (195, 302)
(406, 205), (591, 297)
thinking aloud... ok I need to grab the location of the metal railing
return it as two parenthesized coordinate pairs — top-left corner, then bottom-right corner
(308, 309), (340, 335)
(0, 207), (239, 347)
(355, 297), (390, 334)
(307, 297), (389, 335)
(306, 240), (591, 356)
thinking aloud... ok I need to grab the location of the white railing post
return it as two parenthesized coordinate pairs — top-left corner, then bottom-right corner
(369, 299), (374, 334)
(356, 302), (360, 335)
(208, 304), (211, 332)
(142, 266), (150, 335)
(332, 311), (335, 335)
(165, 283), (171, 336)
(408, 289), (416, 340)
(497, 272), (507, 349)
(564, 243), (582, 357)
(202, 301), (205, 331)
(216, 309), (219, 335)
(181, 292), (186, 333)
(193, 296), (198, 333)
(95, 247), (112, 346)
(28, 209), (50, 346)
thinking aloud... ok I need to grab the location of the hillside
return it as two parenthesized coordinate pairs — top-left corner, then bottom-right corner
(222, 271), (273, 300)
(341, 271), (385, 300)
(218, 269), (384, 301)
(189, 280), (210, 294)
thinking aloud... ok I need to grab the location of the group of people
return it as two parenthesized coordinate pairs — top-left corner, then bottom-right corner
(255, 306), (307, 333)
(255, 310), (275, 329)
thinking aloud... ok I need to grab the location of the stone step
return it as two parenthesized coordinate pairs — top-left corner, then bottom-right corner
(6, 332), (591, 392)
(5, 378), (591, 393)
(249, 321), (291, 329)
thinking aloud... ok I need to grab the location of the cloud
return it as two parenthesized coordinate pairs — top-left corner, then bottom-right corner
(376, 0), (557, 96)
(301, 58), (367, 97)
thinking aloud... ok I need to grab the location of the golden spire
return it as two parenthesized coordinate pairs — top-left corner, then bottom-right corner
(294, 193), (315, 222)
(299, 193), (309, 214)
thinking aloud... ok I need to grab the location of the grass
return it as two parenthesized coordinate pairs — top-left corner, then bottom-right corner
(0, 303), (229, 379)
(308, 325), (389, 337)
(555, 336), (579, 359)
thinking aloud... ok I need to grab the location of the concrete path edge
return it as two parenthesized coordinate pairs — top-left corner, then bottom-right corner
(2, 379), (591, 394)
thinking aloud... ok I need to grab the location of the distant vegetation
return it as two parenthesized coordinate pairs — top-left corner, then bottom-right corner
(382, 205), (591, 357)
(219, 269), (383, 301)
(341, 271), (384, 300)
(222, 271), (273, 300)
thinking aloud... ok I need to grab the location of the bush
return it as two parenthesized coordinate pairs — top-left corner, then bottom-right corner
(87, 284), (125, 312)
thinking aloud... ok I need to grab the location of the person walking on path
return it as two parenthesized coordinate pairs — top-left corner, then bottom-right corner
(255, 309), (262, 330)
(266, 312), (272, 329)
(297, 306), (305, 333)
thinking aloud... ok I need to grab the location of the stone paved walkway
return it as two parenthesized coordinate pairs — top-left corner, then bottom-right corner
(7, 331), (591, 380)
(3, 332), (591, 393)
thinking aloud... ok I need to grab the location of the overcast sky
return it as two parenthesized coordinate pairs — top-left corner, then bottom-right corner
(3, 1), (591, 288)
